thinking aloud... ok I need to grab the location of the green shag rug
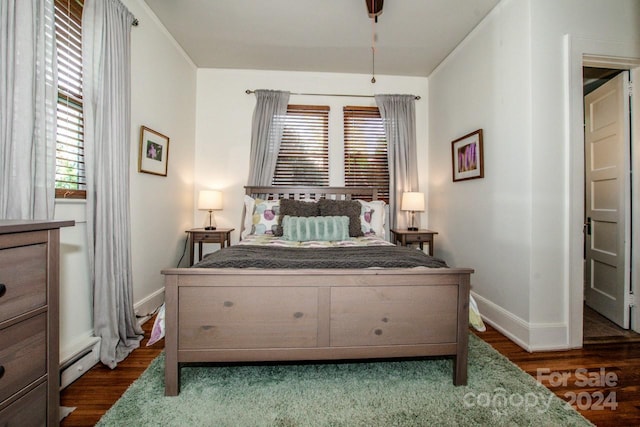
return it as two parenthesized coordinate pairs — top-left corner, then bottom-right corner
(97, 335), (593, 427)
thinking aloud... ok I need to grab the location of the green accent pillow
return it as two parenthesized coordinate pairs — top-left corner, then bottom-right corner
(282, 216), (350, 242)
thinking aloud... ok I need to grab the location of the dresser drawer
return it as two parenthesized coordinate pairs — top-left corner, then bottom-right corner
(0, 244), (47, 323)
(0, 382), (46, 427)
(192, 233), (223, 243)
(404, 234), (430, 243)
(0, 314), (47, 404)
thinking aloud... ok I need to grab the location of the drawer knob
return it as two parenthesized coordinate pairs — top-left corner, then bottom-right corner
(0, 283), (5, 297)
(0, 365), (4, 379)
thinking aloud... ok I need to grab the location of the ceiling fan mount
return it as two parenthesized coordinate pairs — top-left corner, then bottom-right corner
(366, 0), (384, 21)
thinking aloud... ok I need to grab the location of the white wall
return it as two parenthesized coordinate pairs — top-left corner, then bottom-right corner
(194, 69), (429, 250)
(429, 0), (639, 351)
(529, 0), (640, 347)
(429, 0), (532, 346)
(126, 0), (197, 306)
(56, 201), (92, 362)
(56, 0), (197, 365)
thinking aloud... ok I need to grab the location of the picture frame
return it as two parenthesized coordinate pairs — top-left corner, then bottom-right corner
(451, 129), (484, 182)
(138, 126), (170, 176)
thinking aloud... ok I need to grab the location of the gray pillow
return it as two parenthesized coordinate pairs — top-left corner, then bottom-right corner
(317, 199), (363, 237)
(274, 198), (320, 236)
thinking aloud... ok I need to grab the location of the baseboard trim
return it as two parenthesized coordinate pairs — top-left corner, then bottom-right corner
(529, 323), (570, 351)
(134, 287), (165, 323)
(471, 291), (532, 351)
(471, 291), (570, 352)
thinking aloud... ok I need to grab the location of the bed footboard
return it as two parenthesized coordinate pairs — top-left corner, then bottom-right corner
(161, 267), (472, 396)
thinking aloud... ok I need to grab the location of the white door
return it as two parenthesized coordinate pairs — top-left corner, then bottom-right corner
(584, 71), (631, 328)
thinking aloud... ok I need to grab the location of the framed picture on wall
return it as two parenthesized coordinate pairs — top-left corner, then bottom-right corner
(138, 126), (170, 176)
(451, 129), (484, 182)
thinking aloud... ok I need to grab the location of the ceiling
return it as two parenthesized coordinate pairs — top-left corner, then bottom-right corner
(143, 0), (501, 77)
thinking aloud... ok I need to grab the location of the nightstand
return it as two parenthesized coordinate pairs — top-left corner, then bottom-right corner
(390, 229), (438, 256)
(186, 228), (234, 265)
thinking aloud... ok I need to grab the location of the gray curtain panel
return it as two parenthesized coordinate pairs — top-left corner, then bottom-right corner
(83, 0), (143, 369)
(375, 94), (419, 229)
(247, 89), (290, 186)
(0, 0), (57, 220)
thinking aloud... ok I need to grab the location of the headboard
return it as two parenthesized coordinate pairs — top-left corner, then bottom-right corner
(244, 186), (378, 201)
(241, 186), (379, 237)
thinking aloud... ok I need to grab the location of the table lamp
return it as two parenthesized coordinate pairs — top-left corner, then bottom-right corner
(401, 192), (424, 231)
(198, 190), (222, 230)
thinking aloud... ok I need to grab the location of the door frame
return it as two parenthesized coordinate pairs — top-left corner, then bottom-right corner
(584, 71), (631, 328)
(566, 35), (640, 347)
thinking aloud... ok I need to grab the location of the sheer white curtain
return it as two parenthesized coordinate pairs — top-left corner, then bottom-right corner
(0, 0), (57, 220)
(247, 89), (290, 185)
(375, 94), (419, 229)
(83, 0), (142, 368)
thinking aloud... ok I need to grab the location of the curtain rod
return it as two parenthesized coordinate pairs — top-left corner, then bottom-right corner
(245, 89), (420, 101)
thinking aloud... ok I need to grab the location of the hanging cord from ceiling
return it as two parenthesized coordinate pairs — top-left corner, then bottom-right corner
(370, 0), (377, 83)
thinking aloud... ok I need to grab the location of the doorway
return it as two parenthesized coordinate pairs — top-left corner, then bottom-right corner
(566, 36), (640, 349)
(582, 66), (640, 344)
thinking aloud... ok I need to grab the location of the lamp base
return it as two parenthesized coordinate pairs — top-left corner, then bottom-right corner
(204, 226), (217, 230)
(407, 227), (418, 231)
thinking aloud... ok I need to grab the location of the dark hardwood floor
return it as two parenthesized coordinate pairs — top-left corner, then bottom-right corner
(583, 304), (640, 344)
(60, 320), (640, 426)
(476, 326), (640, 427)
(60, 319), (164, 426)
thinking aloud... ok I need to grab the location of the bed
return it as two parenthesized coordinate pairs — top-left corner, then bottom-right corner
(161, 186), (473, 396)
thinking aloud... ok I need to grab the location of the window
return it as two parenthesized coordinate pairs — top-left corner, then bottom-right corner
(272, 105), (329, 186)
(54, 0), (86, 198)
(343, 106), (389, 201)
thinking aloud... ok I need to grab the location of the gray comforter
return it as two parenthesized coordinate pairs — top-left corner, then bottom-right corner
(193, 245), (448, 269)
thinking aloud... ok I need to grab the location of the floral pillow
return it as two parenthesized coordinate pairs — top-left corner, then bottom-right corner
(357, 200), (386, 237)
(360, 204), (375, 235)
(251, 198), (280, 235)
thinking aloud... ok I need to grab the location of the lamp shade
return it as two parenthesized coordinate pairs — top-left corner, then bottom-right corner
(198, 190), (222, 210)
(401, 192), (424, 212)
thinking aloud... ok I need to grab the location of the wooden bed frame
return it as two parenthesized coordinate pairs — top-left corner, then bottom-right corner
(162, 186), (473, 396)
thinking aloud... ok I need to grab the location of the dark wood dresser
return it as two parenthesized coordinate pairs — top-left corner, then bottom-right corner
(0, 220), (74, 426)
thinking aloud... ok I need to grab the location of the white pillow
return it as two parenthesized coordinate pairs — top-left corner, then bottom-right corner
(241, 195), (255, 239)
(357, 199), (386, 238)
